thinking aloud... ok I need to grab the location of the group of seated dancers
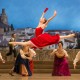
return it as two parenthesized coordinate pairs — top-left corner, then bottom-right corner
(0, 8), (80, 76)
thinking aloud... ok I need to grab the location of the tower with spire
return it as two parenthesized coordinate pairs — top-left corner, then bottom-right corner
(0, 9), (8, 25)
(0, 9), (14, 33)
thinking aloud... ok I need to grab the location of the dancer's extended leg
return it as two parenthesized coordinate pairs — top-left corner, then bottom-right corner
(60, 34), (75, 40)
(9, 41), (34, 47)
(9, 34), (75, 49)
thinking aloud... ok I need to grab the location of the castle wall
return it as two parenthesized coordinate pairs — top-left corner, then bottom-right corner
(0, 48), (80, 61)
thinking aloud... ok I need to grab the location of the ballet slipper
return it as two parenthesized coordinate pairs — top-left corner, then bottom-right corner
(44, 8), (48, 13)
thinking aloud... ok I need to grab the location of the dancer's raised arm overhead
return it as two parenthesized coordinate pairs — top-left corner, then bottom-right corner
(45, 10), (57, 25)
(37, 8), (49, 29)
(38, 9), (57, 29)
(40, 8), (48, 19)
(35, 8), (57, 37)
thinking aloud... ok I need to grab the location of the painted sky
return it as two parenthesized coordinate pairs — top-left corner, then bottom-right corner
(0, 0), (80, 31)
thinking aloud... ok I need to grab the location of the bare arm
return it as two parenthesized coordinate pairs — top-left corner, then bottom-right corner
(73, 51), (80, 66)
(0, 53), (5, 63)
(45, 10), (57, 25)
(0, 53), (3, 61)
(26, 56), (32, 60)
(29, 49), (36, 57)
(26, 48), (36, 60)
(40, 8), (48, 19)
(20, 49), (32, 60)
(50, 49), (57, 56)
(40, 12), (45, 19)
(64, 50), (69, 58)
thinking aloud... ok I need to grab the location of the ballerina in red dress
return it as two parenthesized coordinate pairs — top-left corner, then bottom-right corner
(9, 8), (75, 49)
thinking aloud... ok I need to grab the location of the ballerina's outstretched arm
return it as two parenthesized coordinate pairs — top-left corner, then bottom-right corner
(45, 10), (57, 25)
(40, 8), (48, 19)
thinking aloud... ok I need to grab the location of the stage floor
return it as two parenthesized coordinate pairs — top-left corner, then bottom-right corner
(0, 74), (80, 80)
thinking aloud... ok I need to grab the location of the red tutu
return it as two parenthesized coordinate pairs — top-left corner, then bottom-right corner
(35, 27), (43, 37)
(31, 33), (60, 48)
